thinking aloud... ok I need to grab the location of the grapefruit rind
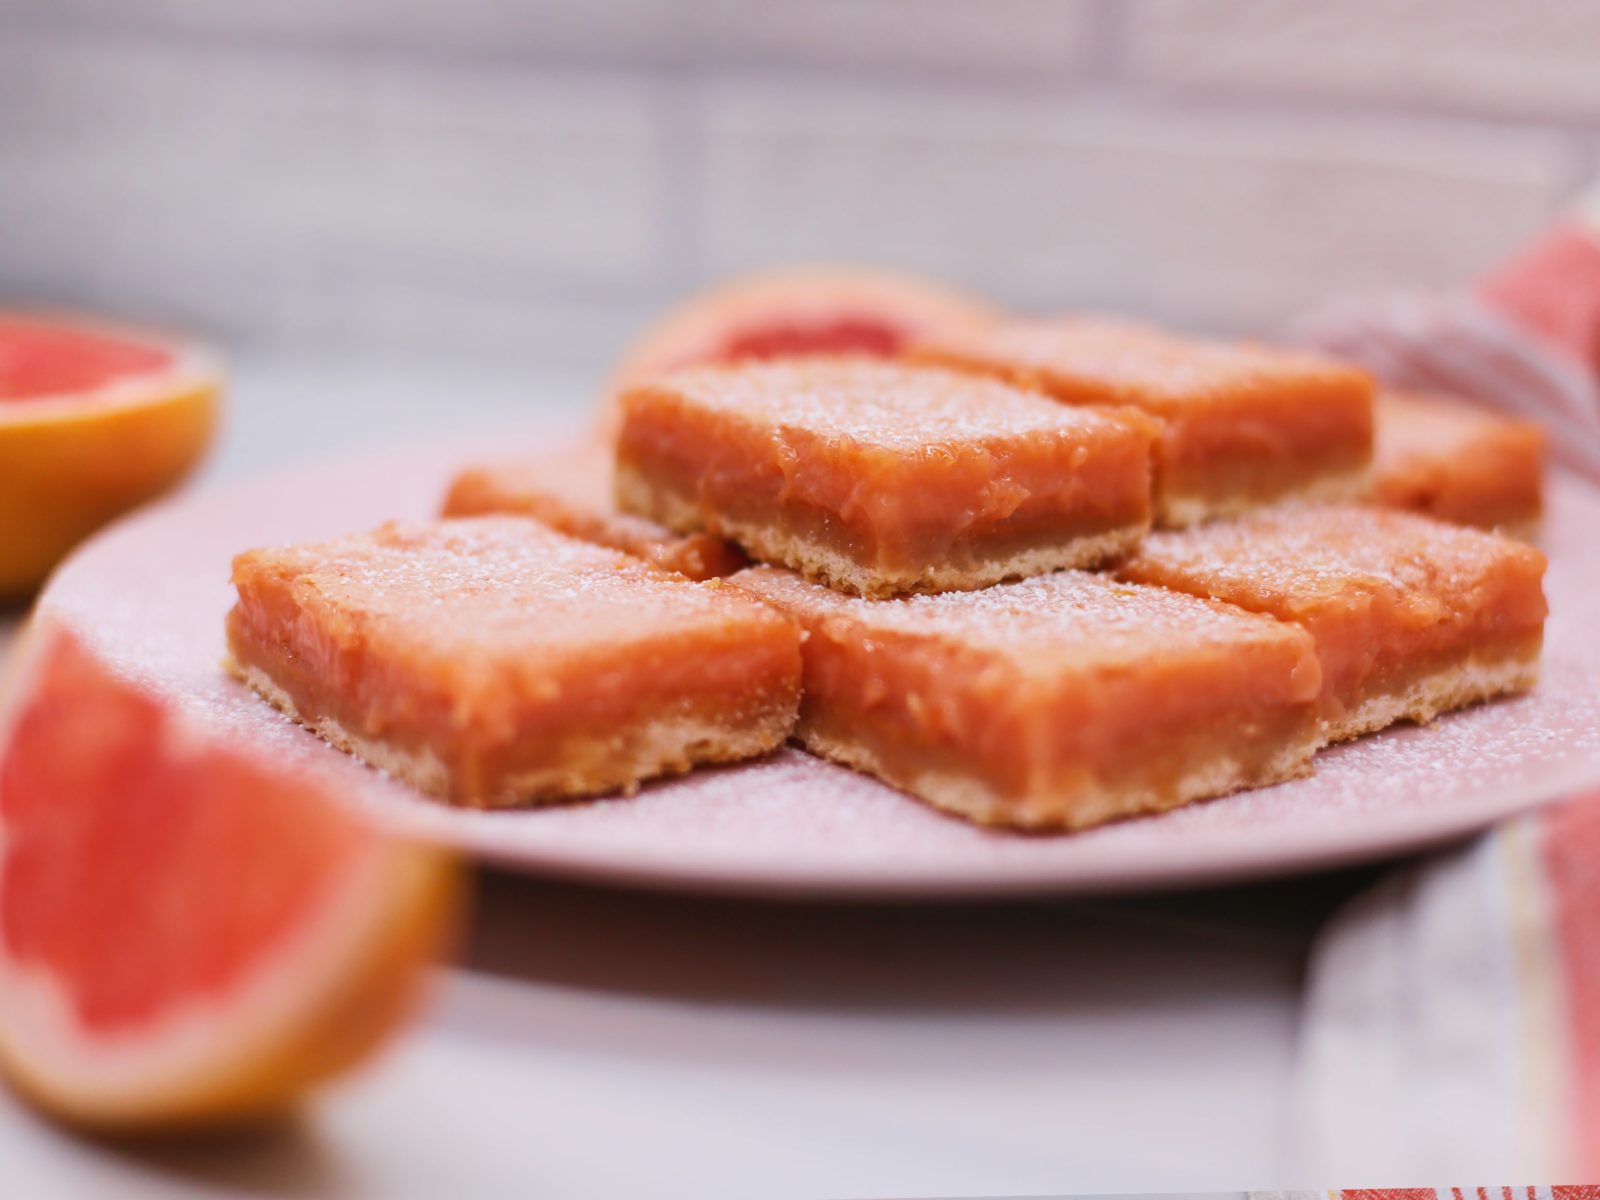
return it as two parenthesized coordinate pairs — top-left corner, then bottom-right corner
(0, 621), (461, 1132)
(0, 316), (222, 598)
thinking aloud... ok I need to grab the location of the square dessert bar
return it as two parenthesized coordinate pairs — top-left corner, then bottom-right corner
(615, 358), (1160, 597)
(731, 566), (1323, 830)
(1116, 506), (1547, 744)
(226, 517), (801, 807)
(911, 316), (1375, 527)
(1369, 389), (1545, 535)
(442, 442), (748, 581)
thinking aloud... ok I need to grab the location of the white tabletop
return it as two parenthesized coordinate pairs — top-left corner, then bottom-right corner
(0, 353), (1379, 1196)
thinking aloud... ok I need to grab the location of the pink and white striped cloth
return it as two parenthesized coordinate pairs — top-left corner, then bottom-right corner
(1286, 187), (1600, 1179)
(1252, 1190), (1600, 1200)
(1291, 196), (1600, 480)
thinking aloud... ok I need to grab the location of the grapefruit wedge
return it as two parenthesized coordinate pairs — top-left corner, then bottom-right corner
(0, 312), (221, 597)
(0, 621), (461, 1132)
(600, 265), (995, 433)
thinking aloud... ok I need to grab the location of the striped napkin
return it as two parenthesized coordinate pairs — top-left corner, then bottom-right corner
(1251, 1191), (1600, 1200)
(1285, 186), (1600, 1179)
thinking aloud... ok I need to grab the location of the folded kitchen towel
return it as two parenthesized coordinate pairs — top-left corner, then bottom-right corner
(1287, 185), (1600, 1179)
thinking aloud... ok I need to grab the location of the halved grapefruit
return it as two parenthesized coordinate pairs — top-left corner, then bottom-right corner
(599, 265), (996, 433)
(0, 620), (461, 1132)
(0, 312), (221, 597)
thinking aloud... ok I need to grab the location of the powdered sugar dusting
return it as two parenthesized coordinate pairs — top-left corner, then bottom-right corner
(1375, 388), (1535, 462)
(639, 357), (1138, 449)
(1120, 505), (1546, 621)
(235, 516), (780, 661)
(452, 443), (615, 513)
(735, 564), (1306, 668)
(919, 315), (1366, 406)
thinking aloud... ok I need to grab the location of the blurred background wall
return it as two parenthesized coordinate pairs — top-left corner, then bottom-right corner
(2, 0), (1597, 372)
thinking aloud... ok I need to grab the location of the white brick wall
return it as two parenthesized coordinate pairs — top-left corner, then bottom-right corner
(698, 1), (1102, 75)
(0, 32), (671, 347)
(0, 1), (1594, 364)
(1, 0), (1103, 75)
(702, 85), (1568, 331)
(0, 0), (695, 64)
(1127, 0), (1600, 120)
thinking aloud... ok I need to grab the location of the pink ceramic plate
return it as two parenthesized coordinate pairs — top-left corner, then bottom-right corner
(35, 434), (1600, 899)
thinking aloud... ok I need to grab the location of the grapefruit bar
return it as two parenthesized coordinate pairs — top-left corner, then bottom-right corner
(615, 358), (1159, 597)
(1116, 506), (1547, 744)
(225, 517), (801, 807)
(731, 566), (1323, 830)
(443, 441), (747, 581)
(911, 316), (1374, 527)
(1368, 389), (1545, 534)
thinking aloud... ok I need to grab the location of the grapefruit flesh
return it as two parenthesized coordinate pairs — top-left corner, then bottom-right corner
(0, 318), (175, 401)
(600, 266), (996, 434)
(0, 622), (460, 1131)
(1477, 222), (1600, 374)
(707, 312), (913, 362)
(0, 312), (221, 598)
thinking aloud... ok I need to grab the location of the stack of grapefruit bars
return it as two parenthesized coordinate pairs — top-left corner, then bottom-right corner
(225, 302), (1550, 832)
